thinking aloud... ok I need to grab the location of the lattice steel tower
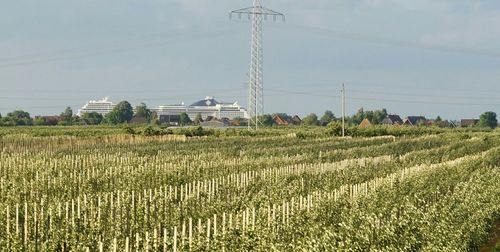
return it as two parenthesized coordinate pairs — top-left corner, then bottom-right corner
(231, 1), (284, 130)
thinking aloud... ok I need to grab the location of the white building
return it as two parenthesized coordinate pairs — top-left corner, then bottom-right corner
(77, 97), (115, 116)
(153, 96), (249, 120)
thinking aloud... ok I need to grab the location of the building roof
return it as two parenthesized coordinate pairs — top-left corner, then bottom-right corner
(404, 116), (427, 126)
(190, 96), (223, 107)
(201, 117), (230, 127)
(382, 114), (403, 125)
(291, 115), (302, 124)
(273, 115), (302, 126)
(273, 115), (289, 125)
(359, 118), (372, 128)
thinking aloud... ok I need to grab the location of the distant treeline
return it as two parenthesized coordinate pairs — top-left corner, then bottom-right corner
(0, 101), (497, 129)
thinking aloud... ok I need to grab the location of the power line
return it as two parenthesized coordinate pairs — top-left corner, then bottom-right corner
(280, 24), (500, 59)
(264, 88), (500, 106)
(0, 30), (232, 68)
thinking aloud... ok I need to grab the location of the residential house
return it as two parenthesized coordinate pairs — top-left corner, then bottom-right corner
(381, 114), (403, 125)
(403, 116), (427, 126)
(42, 116), (62, 126)
(273, 115), (290, 125)
(200, 117), (231, 128)
(359, 118), (372, 128)
(435, 120), (456, 128)
(460, 119), (479, 128)
(272, 115), (302, 126)
(290, 115), (302, 125)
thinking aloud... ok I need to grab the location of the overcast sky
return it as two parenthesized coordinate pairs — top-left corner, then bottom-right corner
(1, 0), (500, 119)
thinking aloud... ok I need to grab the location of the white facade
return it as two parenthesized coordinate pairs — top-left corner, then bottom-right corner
(77, 97), (115, 116)
(153, 96), (249, 120)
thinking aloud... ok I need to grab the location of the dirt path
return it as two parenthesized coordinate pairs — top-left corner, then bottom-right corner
(480, 222), (500, 252)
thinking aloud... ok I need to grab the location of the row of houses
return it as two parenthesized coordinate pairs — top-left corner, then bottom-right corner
(361, 114), (480, 128)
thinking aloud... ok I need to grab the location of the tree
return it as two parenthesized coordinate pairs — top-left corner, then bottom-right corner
(477, 111), (498, 129)
(193, 113), (203, 125)
(5, 110), (32, 126)
(303, 113), (319, 126)
(59, 107), (73, 125)
(350, 108), (366, 125)
(372, 109), (388, 124)
(319, 110), (335, 126)
(349, 108), (387, 125)
(256, 114), (275, 127)
(105, 101), (133, 124)
(81, 112), (104, 125)
(134, 103), (152, 121)
(33, 116), (47, 126)
(150, 111), (160, 125)
(179, 112), (192, 126)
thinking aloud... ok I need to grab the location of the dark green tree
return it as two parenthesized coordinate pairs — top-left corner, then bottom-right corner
(257, 114), (275, 126)
(81, 112), (104, 125)
(5, 110), (32, 126)
(105, 101), (133, 124)
(349, 108), (366, 125)
(303, 113), (319, 126)
(349, 108), (387, 125)
(319, 110), (335, 126)
(179, 112), (192, 126)
(59, 107), (73, 125)
(477, 111), (498, 129)
(134, 103), (152, 121)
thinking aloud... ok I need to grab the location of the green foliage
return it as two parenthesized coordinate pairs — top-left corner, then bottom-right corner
(33, 116), (47, 126)
(257, 114), (275, 126)
(325, 121), (343, 136)
(81, 112), (104, 125)
(478, 111), (498, 129)
(179, 112), (192, 126)
(59, 107), (74, 125)
(303, 113), (319, 126)
(2, 110), (32, 126)
(319, 110), (335, 126)
(105, 101), (133, 124)
(134, 103), (152, 121)
(349, 108), (388, 125)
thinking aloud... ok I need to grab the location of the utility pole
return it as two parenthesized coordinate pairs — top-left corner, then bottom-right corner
(342, 83), (346, 137)
(230, 1), (284, 130)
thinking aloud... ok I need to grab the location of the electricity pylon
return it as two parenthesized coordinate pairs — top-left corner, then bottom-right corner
(230, 1), (284, 130)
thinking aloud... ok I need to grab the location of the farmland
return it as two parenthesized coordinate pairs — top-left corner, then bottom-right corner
(0, 127), (499, 251)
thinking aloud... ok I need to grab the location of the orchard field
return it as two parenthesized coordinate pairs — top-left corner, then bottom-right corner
(0, 126), (499, 251)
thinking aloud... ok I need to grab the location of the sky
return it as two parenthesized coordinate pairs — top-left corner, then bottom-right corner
(1, 0), (500, 120)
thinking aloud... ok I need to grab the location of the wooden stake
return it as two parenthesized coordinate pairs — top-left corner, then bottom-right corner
(189, 218), (193, 251)
(173, 226), (177, 252)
